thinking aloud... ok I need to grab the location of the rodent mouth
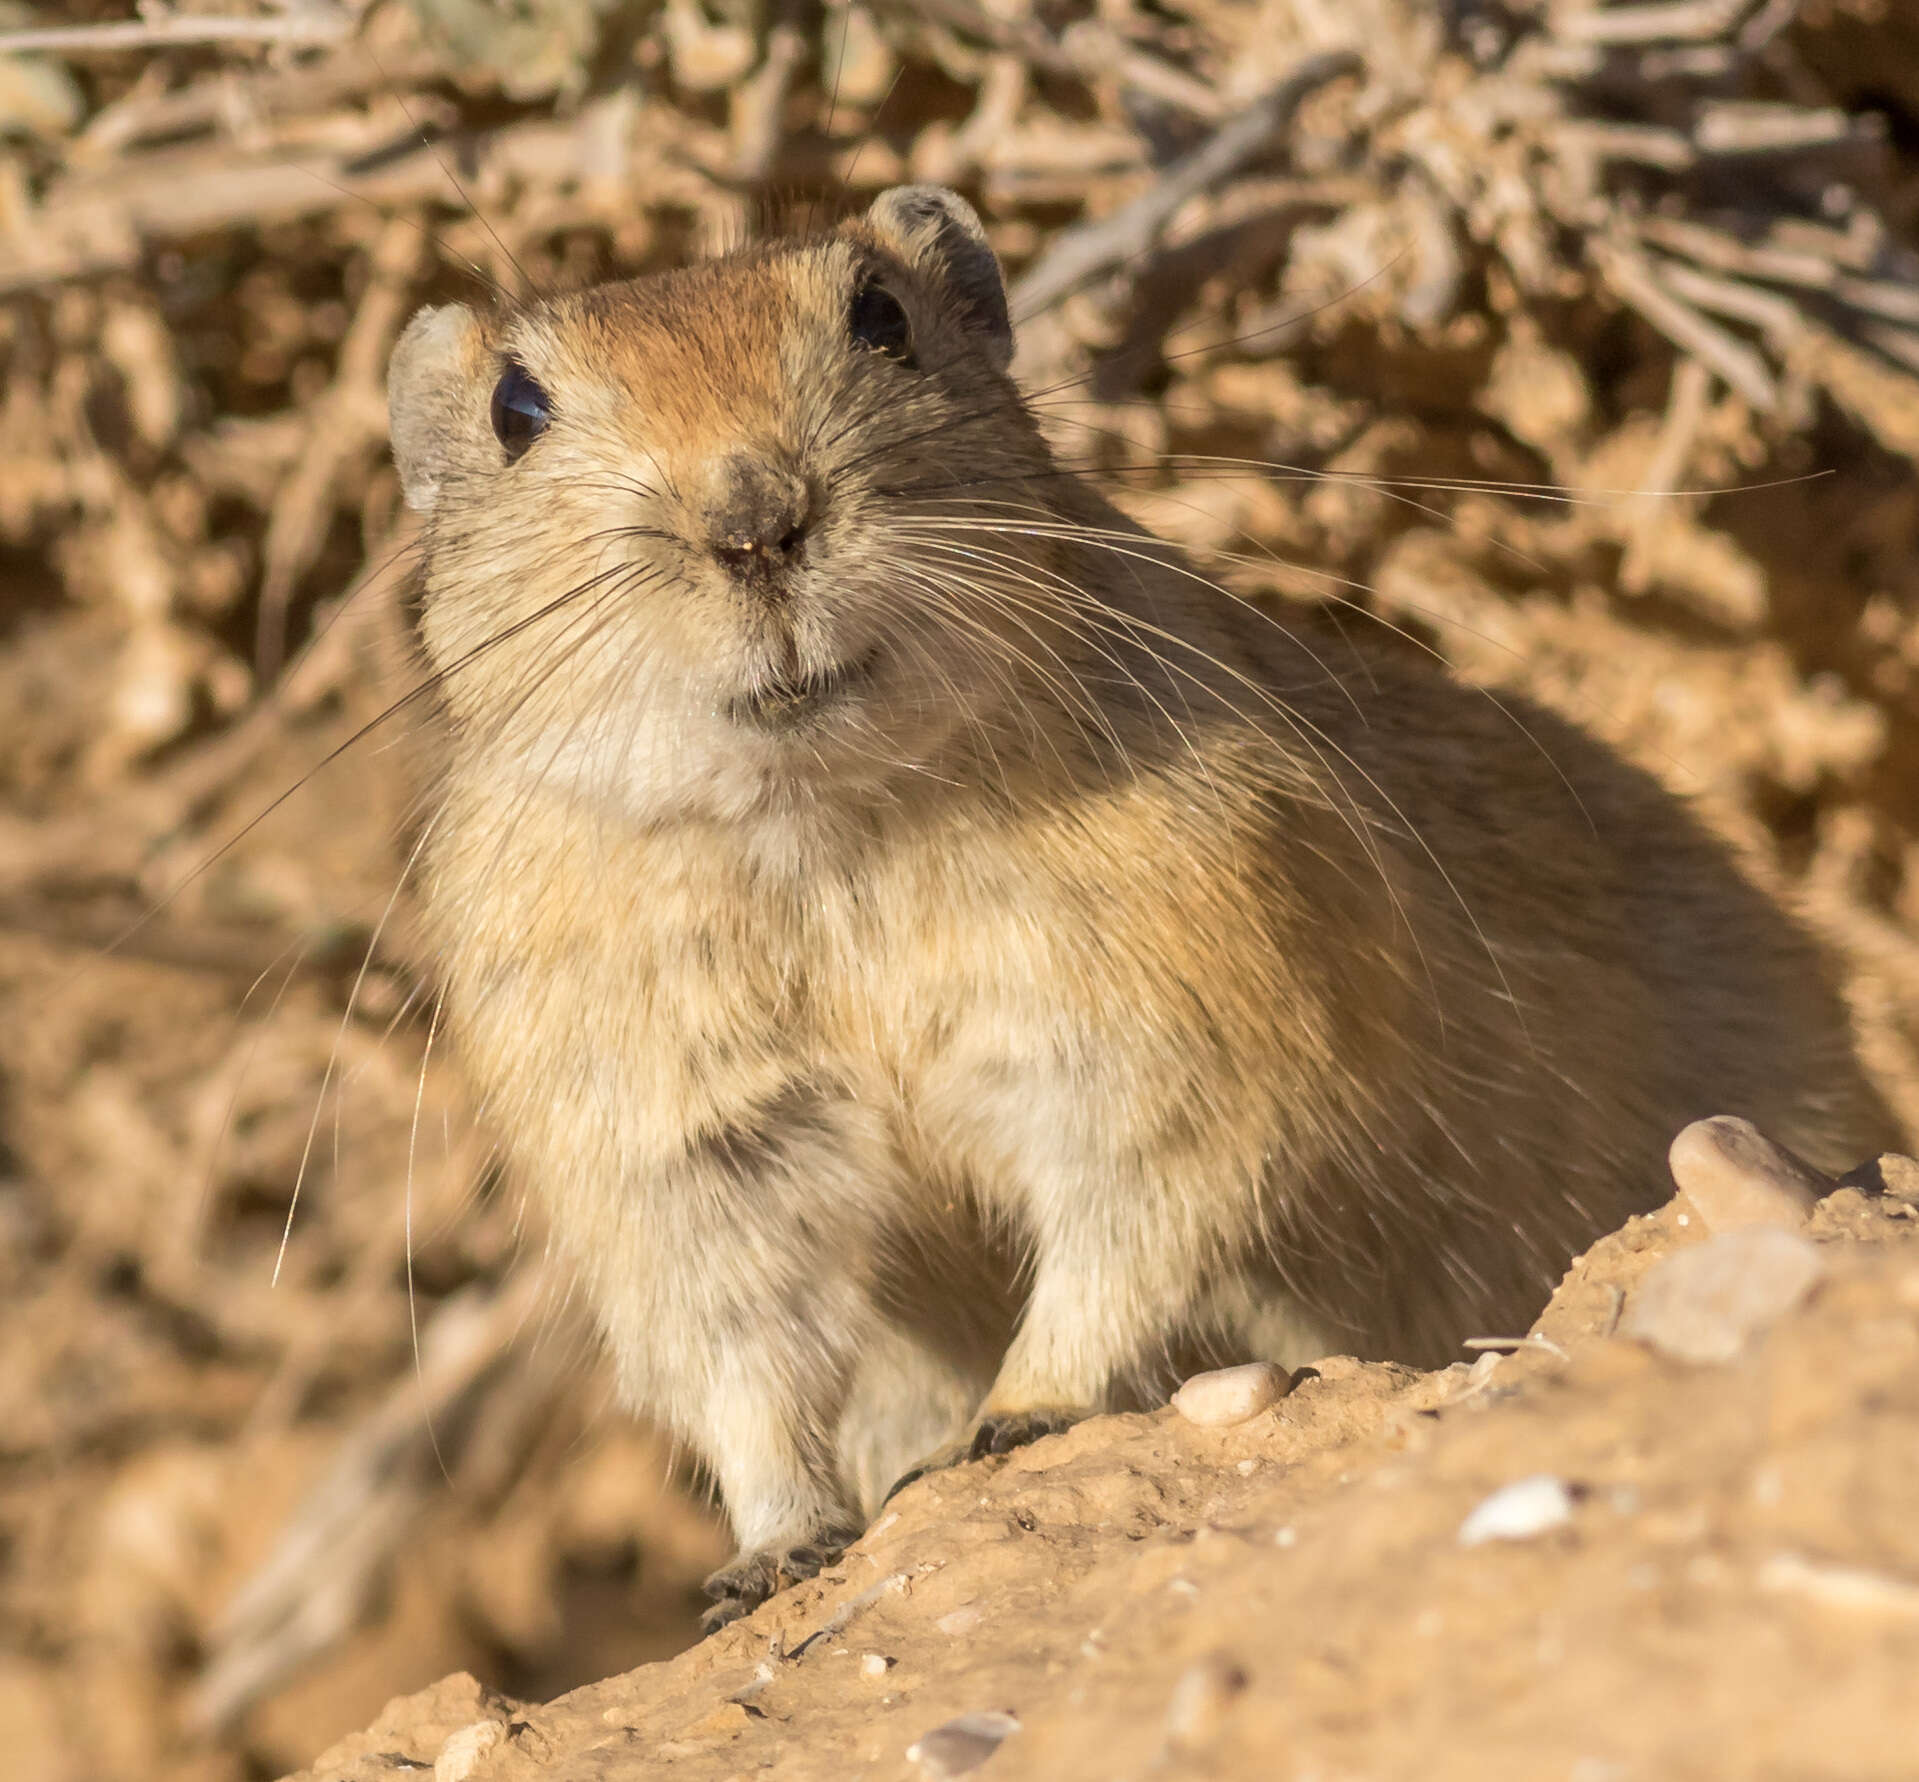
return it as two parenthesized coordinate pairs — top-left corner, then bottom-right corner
(730, 645), (882, 731)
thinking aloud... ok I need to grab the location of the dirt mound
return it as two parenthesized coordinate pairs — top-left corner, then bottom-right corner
(287, 1173), (1919, 1782)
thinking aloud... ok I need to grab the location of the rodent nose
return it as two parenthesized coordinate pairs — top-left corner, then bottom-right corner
(705, 455), (812, 594)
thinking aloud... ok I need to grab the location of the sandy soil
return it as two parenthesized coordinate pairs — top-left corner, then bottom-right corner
(288, 1174), (1919, 1782)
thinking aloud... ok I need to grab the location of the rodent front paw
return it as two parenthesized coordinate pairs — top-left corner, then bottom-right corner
(884, 1407), (1083, 1503)
(969, 1407), (1081, 1456)
(698, 1520), (863, 1636)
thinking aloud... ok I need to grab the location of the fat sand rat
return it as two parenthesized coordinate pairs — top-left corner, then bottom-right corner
(383, 185), (1896, 1628)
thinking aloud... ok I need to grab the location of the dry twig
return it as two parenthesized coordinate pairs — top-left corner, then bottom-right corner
(1009, 48), (1363, 322)
(0, 8), (352, 56)
(1594, 238), (1780, 408)
(189, 1270), (548, 1732)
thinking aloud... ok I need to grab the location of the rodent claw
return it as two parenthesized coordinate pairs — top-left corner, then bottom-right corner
(697, 1595), (754, 1638)
(698, 1521), (862, 1635)
(885, 1408), (1083, 1503)
(971, 1408), (1080, 1457)
(881, 1459), (935, 1505)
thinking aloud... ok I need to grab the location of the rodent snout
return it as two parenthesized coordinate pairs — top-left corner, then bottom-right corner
(702, 453), (814, 597)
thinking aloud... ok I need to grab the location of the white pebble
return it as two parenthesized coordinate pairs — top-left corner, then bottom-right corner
(1668, 1116), (1828, 1233)
(907, 1711), (1021, 1778)
(860, 1652), (894, 1678)
(1458, 1474), (1575, 1546)
(1758, 1552), (1919, 1620)
(1172, 1361), (1290, 1427)
(1620, 1226), (1823, 1364)
(434, 1721), (504, 1782)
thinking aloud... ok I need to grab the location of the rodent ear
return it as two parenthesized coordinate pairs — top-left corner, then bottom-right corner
(387, 303), (487, 514)
(864, 186), (1012, 372)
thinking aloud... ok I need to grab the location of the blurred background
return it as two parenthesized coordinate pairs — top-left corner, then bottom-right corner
(3, 1), (1918, 1776)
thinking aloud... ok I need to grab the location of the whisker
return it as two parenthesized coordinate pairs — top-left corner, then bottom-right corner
(275, 801), (446, 1287)
(888, 518), (1548, 1043)
(891, 495), (1600, 834)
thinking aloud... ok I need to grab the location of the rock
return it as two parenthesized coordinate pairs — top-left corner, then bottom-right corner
(434, 1720), (504, 1782)
(1668, 1116), (1829, 1233)
(1458, 1474), (1576, 1546)
(1841, 1151), (1919, 1203)
(727, 1662), (775, 1706)
(1880, 1153), (1919, 1202)
(304, 1674), (522, 1782)
(1171, 1362), (1291, 1427)
(1620, 1226), (1824, 1365)
(906, 1711), (1021, 1777)
(859, 1652), (893, 1678)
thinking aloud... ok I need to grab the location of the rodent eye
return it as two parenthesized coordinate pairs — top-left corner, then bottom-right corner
(848, 281), (912, 363)
(490, 360), (551, 461)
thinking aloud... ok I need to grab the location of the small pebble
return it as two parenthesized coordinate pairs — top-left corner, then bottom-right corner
(1668, 1116), (1829, 1233)
(434, 1721), (504, 1782)
(860, 1652), (894, 1678)
(906, 1710), (1021, 1778)
(1458, 1474), (1575, 1546)
(727, 1661), (776, 1706)
(1162, 1651), (1249, 1752)
(1758, 1552), (1919, 1620)
(1839, 1150), (1919, 1204)
(1876, 1153), (1919, 1200)
(1172, 1361), (1290, 1427)
(1619, 1226), (1823, 1365)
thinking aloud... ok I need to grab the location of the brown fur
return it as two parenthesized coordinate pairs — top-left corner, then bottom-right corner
(386, 188), (1898, 1627)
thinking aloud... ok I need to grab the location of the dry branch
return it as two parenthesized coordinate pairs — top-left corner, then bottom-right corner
(1008, 49), (1362, 321)
(0, 8), (351, 55)
(1, 95), (723, 295)
(189, 1270), (548, 1732)
(1552, 0), (1761, 46)
(1595, 239), (1779, 408)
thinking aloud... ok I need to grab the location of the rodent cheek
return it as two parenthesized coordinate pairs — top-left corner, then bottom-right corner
(620, 443), (673, 507)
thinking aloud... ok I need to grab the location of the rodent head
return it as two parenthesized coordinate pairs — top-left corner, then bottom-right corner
(388, 186), (1068, 825)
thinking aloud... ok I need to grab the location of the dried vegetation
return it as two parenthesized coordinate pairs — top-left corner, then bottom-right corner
(1, 2), (1917, 1777)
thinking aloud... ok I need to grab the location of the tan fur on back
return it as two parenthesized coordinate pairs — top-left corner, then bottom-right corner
(386, 190), (1897, 1616)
